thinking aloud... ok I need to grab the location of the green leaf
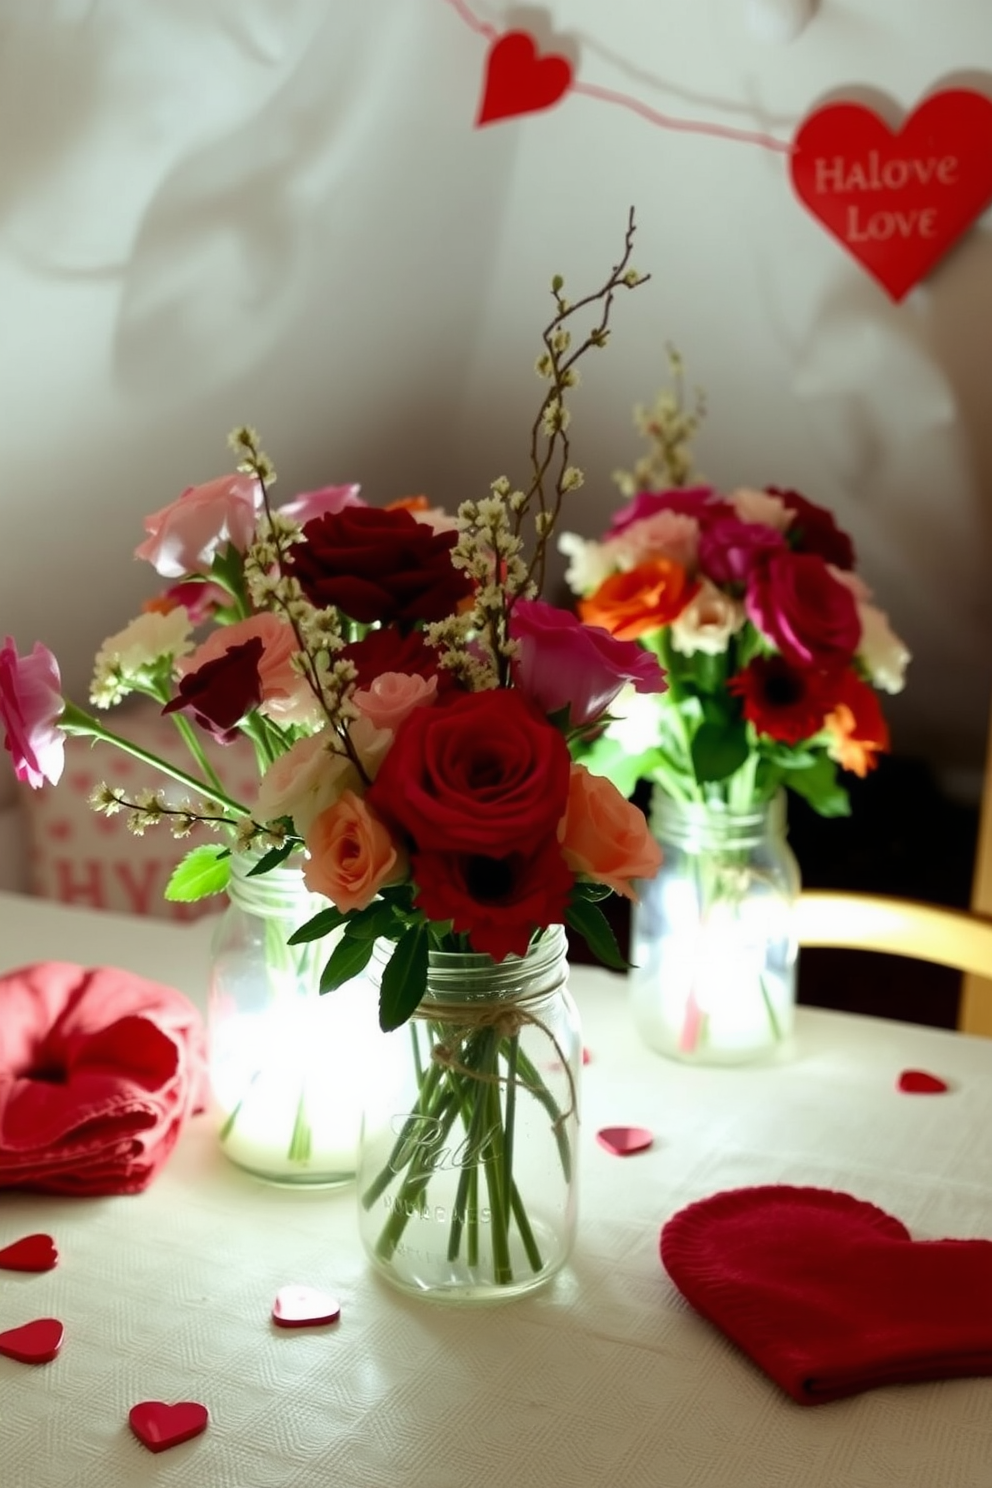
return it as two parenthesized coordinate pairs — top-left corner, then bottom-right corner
(319, 933), (376, 993)
(164, 843), (231, 902)
(573, 730), (653, 799)
(566, 897), (628, 972)
(288, 906), (351, 945)
(344, 898), (404, 941)
(690, 721), (750, 784)
(246, 840), (298, 876)
(787, 755), (851, 818)
(378, 922), (429, 1032)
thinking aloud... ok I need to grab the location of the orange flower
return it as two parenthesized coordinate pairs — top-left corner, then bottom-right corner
(385, 495), (430, 513)
(558, 764), (662, 899)
(824, 672), (890, 777)
(579, 559), (697, 641)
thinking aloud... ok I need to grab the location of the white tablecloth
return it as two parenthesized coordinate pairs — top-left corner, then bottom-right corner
(2, 891), (992, 1488)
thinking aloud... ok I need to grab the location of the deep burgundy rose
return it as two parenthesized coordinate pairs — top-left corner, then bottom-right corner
(412, 838), (574, 961)
(746, 551), (860, 668)
(767, 486), (856, 570)
(339, 626), (457, 698)
(366, 689), (571, 857)
(698, 515), (787, 588)
(289, 506), (473, 627)
(608, 486), (732, 537)
(162, 637), (263, 743)
(510, 598), (666, 726)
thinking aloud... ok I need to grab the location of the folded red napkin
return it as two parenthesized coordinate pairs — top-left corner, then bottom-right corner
(0, 961), (207, 1195)
(661, 1185), (992, 1404)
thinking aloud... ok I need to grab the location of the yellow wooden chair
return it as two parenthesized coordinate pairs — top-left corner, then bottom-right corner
(796, 892), (992, 1036)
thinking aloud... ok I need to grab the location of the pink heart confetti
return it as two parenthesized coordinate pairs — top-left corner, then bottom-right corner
(272, 1284), (341, 1329)
(0, 1234), (58, 1272)
(897, 1069), (950, 1094)
(129, 1401), (209, 1453)
(0, 1317), (64, 1364)
(582, 1046), (592, 1065)
(597, 1125), (653, 1156)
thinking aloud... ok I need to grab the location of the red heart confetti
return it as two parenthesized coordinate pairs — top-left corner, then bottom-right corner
(272, 1285), (341, 1329)
(0, 1234), (59, 1272)
(790, 89), (992, 301)
(475, 31), (573, 128)
(597, 1125), (653, 1157)
(0, 1318), (64, 1364)
(898, 1069), (950, 1094)
(129, 1401), (209, 1454)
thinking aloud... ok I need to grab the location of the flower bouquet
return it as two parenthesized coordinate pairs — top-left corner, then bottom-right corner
(559, 362), (910, 1062)
(1, 214), (664, 1291)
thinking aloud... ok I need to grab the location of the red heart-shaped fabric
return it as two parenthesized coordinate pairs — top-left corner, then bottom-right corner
(129, 1401), (209, 1453)
(790, 89), (992, 301)
(476, 31), (573, 127)
(661, 1186), (992, 1404)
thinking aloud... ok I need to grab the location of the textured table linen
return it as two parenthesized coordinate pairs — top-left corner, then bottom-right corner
(1, 891), (992, 1488)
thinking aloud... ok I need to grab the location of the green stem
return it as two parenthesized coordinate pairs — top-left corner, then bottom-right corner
(59, 701), (248, 816)
(502, 1035), (519, 1249)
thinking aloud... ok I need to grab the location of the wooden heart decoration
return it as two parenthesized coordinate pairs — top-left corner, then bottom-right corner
(790, 89), (992, 300)
(662, 1186), (992, 1403)
(0, 1233), (59, 1272)
(0, 1317), (64, 1364)
(129, 1401), (209, 1454)
(272, 1284), (341, 1329)
(476, 31), (573, 128)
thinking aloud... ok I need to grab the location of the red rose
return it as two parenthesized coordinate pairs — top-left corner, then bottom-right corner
(412, 840), (573, 961)
(366, 689), (571, 857)
(339, 626), (458, 698)
(162, 637), (263, 743)
(289, 506), (473, 626)
(767, 486), (856, 570)
(746, 551), (860, 668)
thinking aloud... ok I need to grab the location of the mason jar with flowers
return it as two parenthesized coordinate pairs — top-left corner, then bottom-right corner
(1, 214), (666, 1297)
(560, 368), (910, 1065)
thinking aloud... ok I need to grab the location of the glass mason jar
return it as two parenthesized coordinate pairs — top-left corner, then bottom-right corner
(208, 852), (378, 1186)
(357, 925), (581, 1303)
(629, 791), (800, 1065)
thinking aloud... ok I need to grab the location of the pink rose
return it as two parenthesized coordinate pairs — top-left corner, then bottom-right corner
(352, 672), (439, 732)
(303, 790), (404, 913)
(612, 509), (701, 571)
(558, 764), (662, 899)
(179, 613), (316, 726)
(277, 484), (365, 525)
(0, 637), (65, 788)
(135, 474), (262, 579)
(609, 486), (731, 537)
(510, 599), (666, 727)
(747, 550), (860, 667)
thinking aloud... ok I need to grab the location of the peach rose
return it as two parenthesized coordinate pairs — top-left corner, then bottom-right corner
(303, 790), (405, 913)
(729, 487), (794, 532)
(178, 613), (318, 726)
(558, 764), (662, 899)
(135, 473), (261, 578)
(352, 671), (438, 732)
(254, 716), (393, 835)
(613, 509), (701, 572)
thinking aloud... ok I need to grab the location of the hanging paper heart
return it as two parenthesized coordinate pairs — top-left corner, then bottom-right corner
(128, 1401), (209, 1453)
(0, 1233), (58, 1272)
(661, 1185), (992, 1403)
(790, 89), (992, 300)
(476, 31), (573, 128)
(272, 1285), (341, 1328)
(0, 1317), (64, 1364)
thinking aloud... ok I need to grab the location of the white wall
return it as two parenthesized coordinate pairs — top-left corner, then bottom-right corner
(2, 0), (990, 811)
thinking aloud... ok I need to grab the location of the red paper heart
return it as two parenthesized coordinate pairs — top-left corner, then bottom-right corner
(662, 1186), (992, 1403)
(790, 89), (992, 300)
(476, 31), (573, 128)
(597, 1125), (653, 1156)
(0, 1317), (64, 1364)
(898, 1068), (949, 1094)
(272, 1284), (341, 1329)
(129, 1401), (209, 1454)
(0, 1233), (58, 1272)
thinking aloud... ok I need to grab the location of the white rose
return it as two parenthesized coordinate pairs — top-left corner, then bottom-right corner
(858, 603), (910, 694)
(669, 580), (745, 656)
(557, 531), (618, 595)
(255, 716), (393, 835)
